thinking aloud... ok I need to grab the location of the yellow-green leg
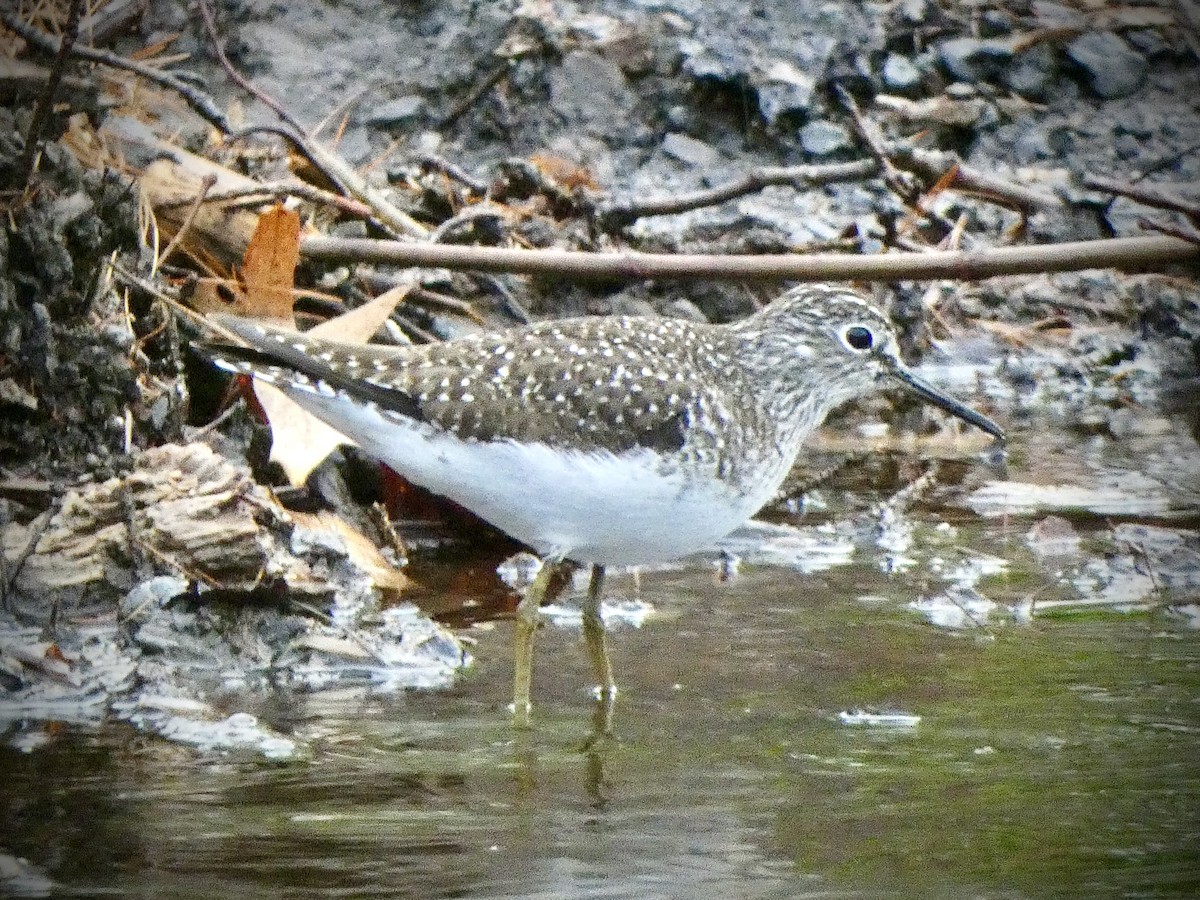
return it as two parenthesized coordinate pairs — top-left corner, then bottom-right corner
(512, 557), (559, 727)
(582, 564), (617, 733)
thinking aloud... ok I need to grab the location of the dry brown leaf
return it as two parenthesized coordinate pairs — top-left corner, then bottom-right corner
(190, 204), (303, 318)
(529, 151), (600, 190)
(252, 283), (413, 486)
(289, 509), (410, 596)
(972, 317), (1074, 349)
(240, 204), (301, 321)
(129, 32), (181, 61)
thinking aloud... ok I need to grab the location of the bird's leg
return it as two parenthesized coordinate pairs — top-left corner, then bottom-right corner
(512, 555), (559, 727)
(582, 564), (617, 732)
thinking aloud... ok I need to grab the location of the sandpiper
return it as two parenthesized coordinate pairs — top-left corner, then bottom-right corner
(202, 285), (1003, 725)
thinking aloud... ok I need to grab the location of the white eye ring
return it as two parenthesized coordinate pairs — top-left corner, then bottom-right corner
(841, 324), (876, 352)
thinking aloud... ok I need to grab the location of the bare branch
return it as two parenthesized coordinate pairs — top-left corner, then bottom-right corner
(195, 0), (303, 132)
(11, 0), (84, 190)
(1084, 174), (1200, 219)
(1, 10), (233, 134)
(597, 160), (877, 228)
(299, 234), (1200, 282)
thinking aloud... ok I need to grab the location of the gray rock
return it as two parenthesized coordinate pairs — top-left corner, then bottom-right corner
(984, 10), (1012, 35)
(665, 105), (693, 130)
(980, 10), (1014, 36)
(609, 296), (657, 317)
(900, 0), (930, 24)
(550, 51), (635, 140)
(661, 132), (722, 168)
(121, 576), (189, 621)
(330, 219), (369, 239)
(1125, 28), (1170, 59)
(882, 54), (923, 92)
(665, 298), (709, 323)
(364, 95), (425, 126)
(1033, 2), (1088, 27)
(1003, 43), (1058, 100)
(1012, 125), (1073, 164)
(939, 37), (1013, 83)
(1066, 32), (1147, 99)
(755, 49), (831, 121)
(799, 119), (853, 156)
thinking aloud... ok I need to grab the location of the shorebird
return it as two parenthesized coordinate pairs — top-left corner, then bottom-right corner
(201, 285), (1003, 725)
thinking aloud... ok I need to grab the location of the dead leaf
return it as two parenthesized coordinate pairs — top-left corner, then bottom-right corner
(253, 385), (357, 486)
(251, 283), (414, 486)
(289, 508), (410, 596)
(529, 151), (599, 190)
(240, 204), (301, 321)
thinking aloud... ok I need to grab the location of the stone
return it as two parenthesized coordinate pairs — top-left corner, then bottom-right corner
(756, 56), (822, 122)
(980, 10), (1014, 36)
(549, 51), (636, 140)
(938, 37), (1013, 83)
(1066, 32), (1147, 99)
(1125, 28), (1171, 59)
(882, 54), (923, 93)
(900, 0), (930, 24)
(1003, 43), (1058, 100)
(665, 298), (709, 323)
(799, 119), (853, 156)
(661, 132), (722, 168)
(364, 95), (425, 127)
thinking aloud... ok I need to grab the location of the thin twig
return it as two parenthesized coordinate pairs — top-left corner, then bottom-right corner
(133, 536), (222, 588)
(300, 233), (1200, 282)
(181, 401), (243, 441)
(157, 173), (216, 266)
(411, 287), (487, 324)
(1, 10), (233, 134)
(416, 154), (489, 195)
(597, 160), (878, 228)
(227, 124), (429, 238)
(596, 146), (1059, 231)
(287, 599), (391, 666)
(108, 261), (243, 341)
(12, 0), (84, 190)
(156, 179), (374, 218)
(439, 61), (512, 130)
(0, 508), (53, 612)
(1084, 173), (1200, 219)
(78, 0), (146, 47)
(195, 0), (303, 132)
(892, 146), (1062, 211)
(428, 204), (510, 244)
(1138, 217), (1200, 246)
(835, 83), (919, 203)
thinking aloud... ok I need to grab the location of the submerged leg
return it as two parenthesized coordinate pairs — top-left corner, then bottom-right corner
(583, 564), (618, 736)
(582, 564), (616, 696)
(512, 556), (559, 727)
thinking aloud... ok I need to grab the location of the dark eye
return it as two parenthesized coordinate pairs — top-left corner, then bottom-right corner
(843, 325), (874, 351)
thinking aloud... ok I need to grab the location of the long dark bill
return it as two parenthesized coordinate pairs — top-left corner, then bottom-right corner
(891, 367), (1005, 441)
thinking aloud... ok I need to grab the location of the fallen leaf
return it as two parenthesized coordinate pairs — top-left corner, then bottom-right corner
(289, 508), (410, 596)
(252, 283), (414, 485)
(240, 204), (301, 321)
(207, 204), (412, 485)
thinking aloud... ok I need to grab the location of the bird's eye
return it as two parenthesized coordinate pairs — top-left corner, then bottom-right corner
(842, 325), (875, 352)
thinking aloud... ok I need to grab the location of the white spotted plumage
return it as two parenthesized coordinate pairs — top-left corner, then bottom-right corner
(204, 285), (1002, 566)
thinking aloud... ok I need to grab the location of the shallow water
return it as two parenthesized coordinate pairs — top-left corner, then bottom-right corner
(4, 561), (1199, 896)
(3, 423), (1200, 898)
